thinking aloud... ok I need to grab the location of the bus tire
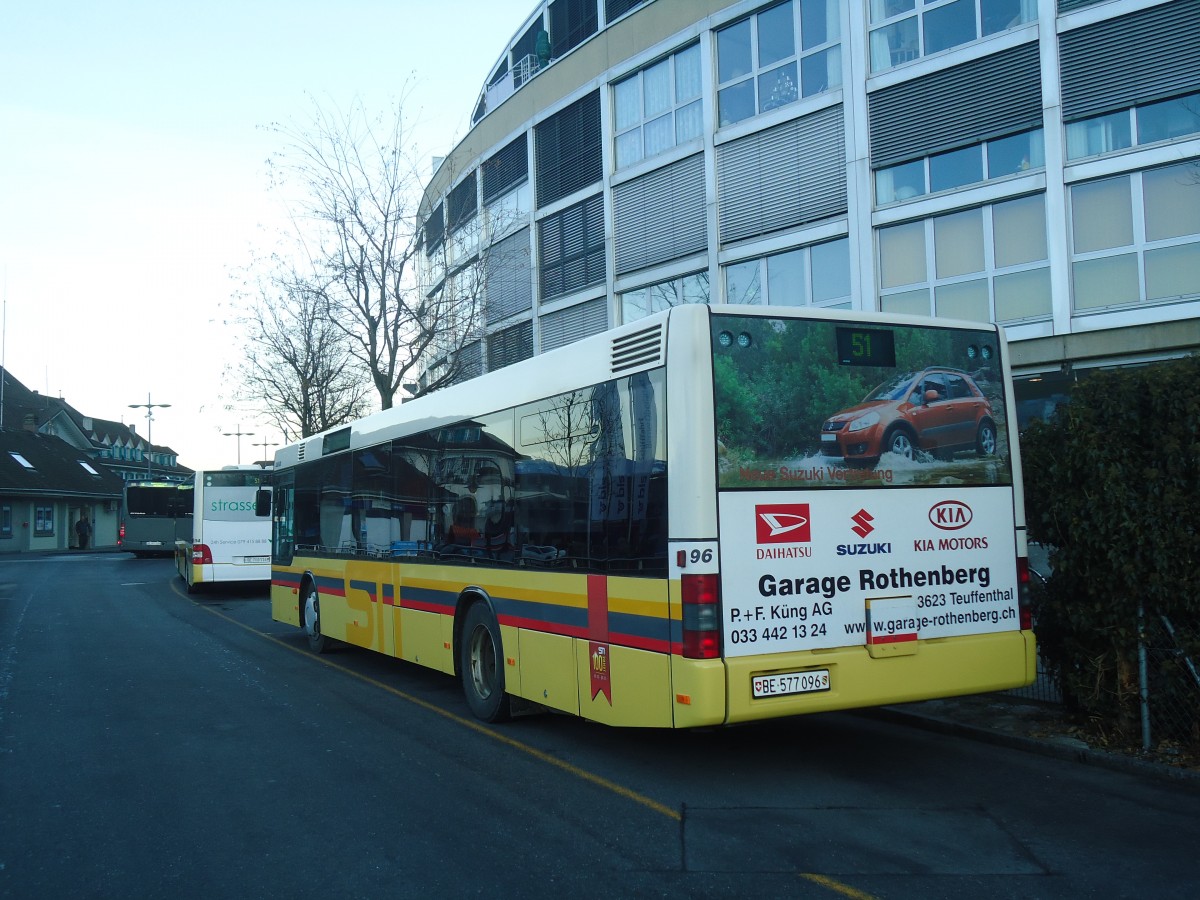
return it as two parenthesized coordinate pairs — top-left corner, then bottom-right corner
(302, 580), (331, 654)
(460, 602), (511, 723)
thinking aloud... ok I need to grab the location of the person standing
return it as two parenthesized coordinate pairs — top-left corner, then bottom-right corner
(75, 514), (91, 551)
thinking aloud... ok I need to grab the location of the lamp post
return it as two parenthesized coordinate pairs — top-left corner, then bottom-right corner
(251, 436), (279, 466)
(128, 393), (171, 480)
(223, 424), (255, 465)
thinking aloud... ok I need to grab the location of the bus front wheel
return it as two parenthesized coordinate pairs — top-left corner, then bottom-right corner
(460, 602), (511, 723)
(303, 582), (331, 654)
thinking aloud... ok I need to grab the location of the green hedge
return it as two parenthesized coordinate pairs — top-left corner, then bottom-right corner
(1021, 355), (1200, 743)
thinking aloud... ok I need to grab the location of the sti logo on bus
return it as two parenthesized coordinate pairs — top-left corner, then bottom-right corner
(929, 500), (973, 530)
(755, 504), (811, 544)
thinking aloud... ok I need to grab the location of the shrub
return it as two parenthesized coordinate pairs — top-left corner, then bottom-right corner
(1021, 355), (1200, 746)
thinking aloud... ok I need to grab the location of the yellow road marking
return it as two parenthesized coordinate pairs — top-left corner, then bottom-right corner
(175, 581), (878, 898)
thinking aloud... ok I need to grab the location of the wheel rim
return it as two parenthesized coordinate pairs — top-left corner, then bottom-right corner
(891, 433), (913, 458)
(304, 589), (320, 639)
(981, 426), (996, 455)
(467, 623), (497, 701)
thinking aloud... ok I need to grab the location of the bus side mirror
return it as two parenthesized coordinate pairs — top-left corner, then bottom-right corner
(255, 489), (272, 517)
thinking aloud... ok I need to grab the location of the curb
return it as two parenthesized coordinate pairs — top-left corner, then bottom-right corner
(868, 705), (1200, 788)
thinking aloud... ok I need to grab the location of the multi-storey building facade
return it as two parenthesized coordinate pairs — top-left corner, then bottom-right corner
(417, 0), (1200, 412)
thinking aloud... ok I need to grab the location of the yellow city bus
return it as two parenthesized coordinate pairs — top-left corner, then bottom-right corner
(269, 304), (1035, 727)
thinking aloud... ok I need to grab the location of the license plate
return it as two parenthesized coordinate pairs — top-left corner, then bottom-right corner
(820, 433), (836, 442)
(146, 541), (162, 546)
(243, 556), (270, 564)
(752, 669), (830, 699)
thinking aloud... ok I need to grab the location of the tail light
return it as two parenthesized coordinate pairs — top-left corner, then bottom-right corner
(681, 573), (721, 659)
(118, 523), (125, 544)
(193, 544), (213, 566)
(1016, 556), (1033, 630)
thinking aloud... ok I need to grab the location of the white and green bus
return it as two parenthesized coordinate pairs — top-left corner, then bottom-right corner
(269, 304), (1035, 727)
(175, 466), (272, 592)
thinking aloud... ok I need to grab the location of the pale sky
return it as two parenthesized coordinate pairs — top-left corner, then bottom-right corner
(1, 0), (535, 470)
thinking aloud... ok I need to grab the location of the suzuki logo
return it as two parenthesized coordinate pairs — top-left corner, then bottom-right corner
(929, 500), (973, 531)
(755, 504), (811, 543)
(851, 508), (875, 538)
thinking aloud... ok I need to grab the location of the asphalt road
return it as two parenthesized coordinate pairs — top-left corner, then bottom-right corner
(1, 553), (1197, 898)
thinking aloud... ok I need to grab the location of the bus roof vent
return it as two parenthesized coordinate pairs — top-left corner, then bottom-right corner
(297, 443), (306, 462)
(611, 323), (663, 374)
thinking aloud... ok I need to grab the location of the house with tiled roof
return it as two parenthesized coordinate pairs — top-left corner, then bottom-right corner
(1, 366), (191, 552)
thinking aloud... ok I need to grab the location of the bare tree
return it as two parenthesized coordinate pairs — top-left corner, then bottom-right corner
(267, 94), (483, 409)
(231, 265), (372, 440)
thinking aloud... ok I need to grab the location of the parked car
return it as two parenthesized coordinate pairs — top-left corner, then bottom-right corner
(820, 367), (997, 464)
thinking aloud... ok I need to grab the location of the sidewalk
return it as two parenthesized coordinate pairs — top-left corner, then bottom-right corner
(873, 692), (1200, 787)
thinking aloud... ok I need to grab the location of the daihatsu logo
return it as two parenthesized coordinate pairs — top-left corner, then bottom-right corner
(755, 504), (811, 543)
(929, 500), (972, 531)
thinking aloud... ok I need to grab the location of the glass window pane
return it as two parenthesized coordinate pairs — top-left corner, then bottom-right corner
(615, 130), (642, 169)
(718, 80), (755, 127)
(924, 0), (977, 55)
(993, 194), (1047, 267)
(1072, 254), (1140, 309)
(1145, 243), (1200, 301)
(758, 2), (796, 67)
(876, 159), (925, 204)
(934, 208), (984, 278)
(642, 59), (671, 117)
(879, 221), (926, 288)
(929, 145), (983, 193)
(1072, 176), (1133, 253)
(994, 266), (1052, 321)
(674, 44), (702, 101)
(725, 260), (763, 304)
(614, 76), (640, 130)
(981, 0), (1027, 36)
(935, 279), (990, 322)
(870, 0), (915, 24)
(680, 271), (711, 304)
(643, 114), (673, 158)
(1137, 93), (1200, 144)
(621, 287), (651, 323)
(1143, 163), (1200, 242)
(1065, 111), (1132, 160)
(988, 129), (1043, 177)
(675, 99), (703, 144)
(717, 19), (753, 84)
(870, 19), (919, 71)
(759, 62), (799, 113)
(801, 46), (840, 97)
(802, 0), (839, 47)
(766, 248), (807, 306)
(880, 287), (930, 316)
(812, 237), (851, 303)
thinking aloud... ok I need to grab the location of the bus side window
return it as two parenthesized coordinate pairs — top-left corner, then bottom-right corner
(255, 488), (272, 517)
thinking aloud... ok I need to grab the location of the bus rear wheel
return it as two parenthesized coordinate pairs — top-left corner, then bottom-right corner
(460, 602), (511, 723)
(303, 581), (331, 654)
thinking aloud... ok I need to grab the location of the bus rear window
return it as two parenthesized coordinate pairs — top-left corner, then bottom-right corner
(712, 314), (1012, 489)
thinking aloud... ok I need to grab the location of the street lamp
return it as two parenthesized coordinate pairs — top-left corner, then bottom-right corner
(223, 424), (255, 465)
(251, 436), (279, 466)
(128, 393), (171, 480)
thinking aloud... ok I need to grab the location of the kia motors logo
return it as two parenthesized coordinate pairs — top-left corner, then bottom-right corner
(851, 508), (875, 538)
(755, 504), (811, 543)
(929, 500), (972, 531)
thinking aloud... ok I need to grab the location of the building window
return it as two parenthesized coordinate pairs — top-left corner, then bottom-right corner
(35, 505), (54, 537)
(1066, 92), (1200, 161)
(722, 237), (852, 308)
(535, 91), (602, 208)
(1069, 162), (1200, 312)
(878, 194), (1052, 323)
(613, 43), (702, 170)
(869, 0), (1035, 72)
(875, 128), (1043, 204)
(1, 504), (11, 538)
(538, 194), (606, 301)
(621, 271), (712, 322)
(716, 0), (842, 128)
